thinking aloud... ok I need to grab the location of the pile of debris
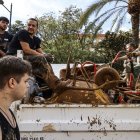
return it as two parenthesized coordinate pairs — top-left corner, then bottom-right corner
(22, 57), (140, 105)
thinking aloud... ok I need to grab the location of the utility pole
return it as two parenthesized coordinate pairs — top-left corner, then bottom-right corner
(0, 0), (12, 33)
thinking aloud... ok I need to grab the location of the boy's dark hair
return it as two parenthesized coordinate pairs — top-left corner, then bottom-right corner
(0, 16), (9, 23)
(0, 56), (32, 89)
(28, 18), (38, 27)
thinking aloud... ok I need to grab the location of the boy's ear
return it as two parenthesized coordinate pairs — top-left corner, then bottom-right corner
(8, 78), (16, 88)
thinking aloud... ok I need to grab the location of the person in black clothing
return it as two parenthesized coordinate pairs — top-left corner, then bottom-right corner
(0, 16), (13, 57)
(0, 56), (32, 140)
(7, 18), (50, 58)
(7, 18), (71, 93)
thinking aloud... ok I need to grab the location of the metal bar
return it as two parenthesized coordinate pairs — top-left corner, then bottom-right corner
(0, 3), (12, 33)
(8, 3), (12, 33)
(2, 4), (10, 12)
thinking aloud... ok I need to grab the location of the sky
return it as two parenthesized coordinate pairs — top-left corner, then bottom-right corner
(0, 0), (131, 33)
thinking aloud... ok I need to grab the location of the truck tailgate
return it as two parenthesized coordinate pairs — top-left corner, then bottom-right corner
(15, 104), (140, 140)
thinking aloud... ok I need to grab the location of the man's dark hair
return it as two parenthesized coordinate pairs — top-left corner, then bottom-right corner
(0, 16), (9, 23)
(0, 56), (32, 89)
(28, 18), (38, 27)
(127, 42), (136, 49)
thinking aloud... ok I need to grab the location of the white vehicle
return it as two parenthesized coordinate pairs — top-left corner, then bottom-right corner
(13, 63), (140, 140)
(13, 102), (140, 140)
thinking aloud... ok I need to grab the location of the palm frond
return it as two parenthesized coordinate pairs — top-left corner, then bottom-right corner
(115, 11), (127, 32)
(114, 0), (128, 5)
(85, 12), (114, 36)
(80, 0), (110, 27)
(110, 7), (126, 31)
(79, 0), (128, 28)
(95, 13), (115, 33)
(90, 6), (125, 29)
(84, 6), (126, 33)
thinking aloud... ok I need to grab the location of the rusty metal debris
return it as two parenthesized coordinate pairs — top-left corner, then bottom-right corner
(24, 55), (140, 105)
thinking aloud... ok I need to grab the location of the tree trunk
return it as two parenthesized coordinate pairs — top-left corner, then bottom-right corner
(128, 0), (140, 47)
(131, 13), (139, 47)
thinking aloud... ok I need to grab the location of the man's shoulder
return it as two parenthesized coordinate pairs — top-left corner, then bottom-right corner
(1, 31), (13, 41)
(4, 31), (13, 38)
(34, 36), (41, 42)
(15, 30), (30, 39)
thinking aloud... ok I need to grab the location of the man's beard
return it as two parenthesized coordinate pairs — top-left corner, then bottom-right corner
(0, 27), (5, 31)
(29, 32), (33, 35)
(28, 30), (35, 36)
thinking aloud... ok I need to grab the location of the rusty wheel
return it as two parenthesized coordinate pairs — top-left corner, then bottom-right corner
(94, 67), (120, 90)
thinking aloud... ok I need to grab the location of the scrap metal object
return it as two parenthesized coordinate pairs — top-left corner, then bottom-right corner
(94, 67), (120, 90)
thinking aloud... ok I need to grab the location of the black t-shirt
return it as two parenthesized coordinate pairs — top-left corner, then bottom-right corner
(0, 109), (20, 140)
(7, 30), (41, 55)
(0, 31), (13, 53)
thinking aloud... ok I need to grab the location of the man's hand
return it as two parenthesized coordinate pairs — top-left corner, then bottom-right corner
(127, 52), (137, 58)
(0, 50), (6, 57)
(44, 53), (54, 63)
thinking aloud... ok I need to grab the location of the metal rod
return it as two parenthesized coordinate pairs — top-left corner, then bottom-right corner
(9, 3), (12, 33)
(2, 4), (10, 12)
(0, 2), (12, 33)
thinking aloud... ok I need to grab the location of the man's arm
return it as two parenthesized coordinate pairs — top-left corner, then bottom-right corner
(0, 50), (6, 57)
(116, 50), (140, 61)
(116, 55), (128, 61)
(134, 51), (140, 56)
(20, 41), (43, 56)
(36, 48), (45, 54)
(36, 48), (54, 63)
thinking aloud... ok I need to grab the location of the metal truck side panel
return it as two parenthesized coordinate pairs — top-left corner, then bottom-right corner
(15, 104), (140, 140)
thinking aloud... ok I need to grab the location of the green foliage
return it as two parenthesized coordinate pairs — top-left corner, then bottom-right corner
(79, 0), (140, 46)
(94, 31), (132, 71)
(36, 6), (98, 63)
(11, 20), (25, 34)
(95, 31), (132, 63)
(11, 5), (131, 67)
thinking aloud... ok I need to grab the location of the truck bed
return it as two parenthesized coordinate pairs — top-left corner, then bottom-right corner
(13, 103), (140, 140)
